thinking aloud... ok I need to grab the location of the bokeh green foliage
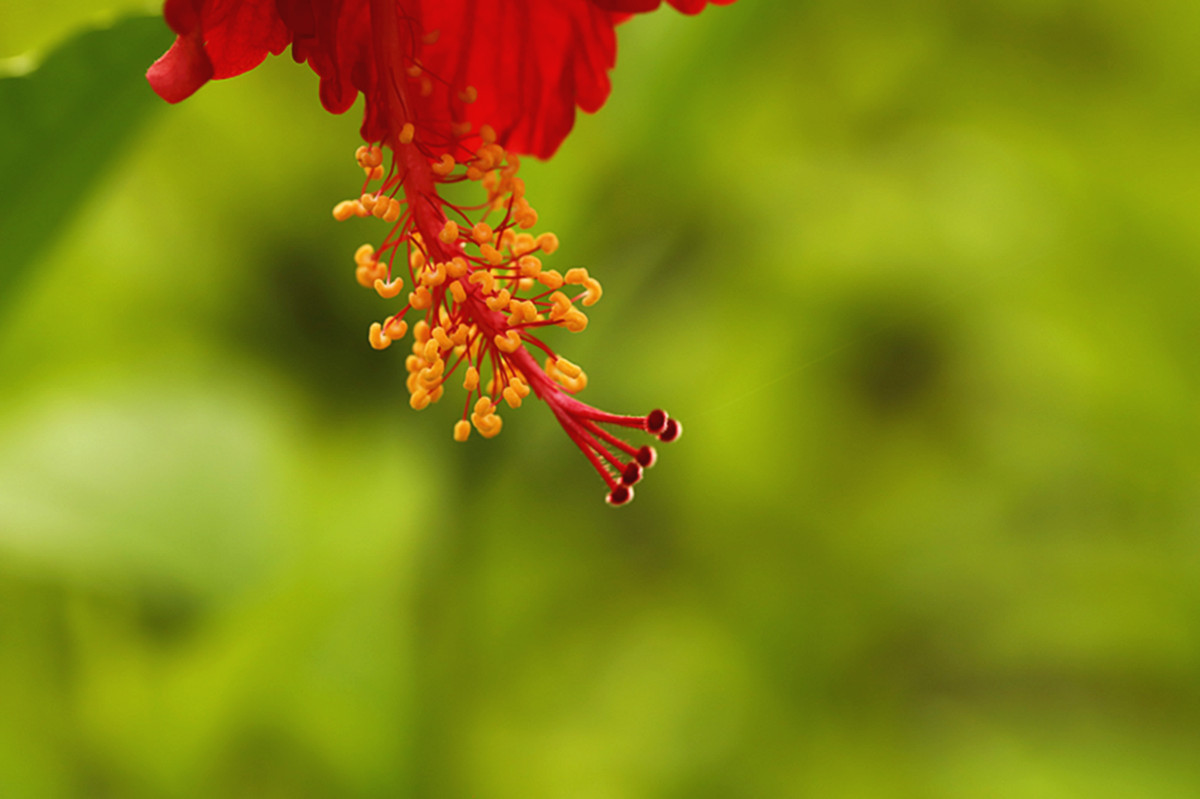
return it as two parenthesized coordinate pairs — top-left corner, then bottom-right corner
(2, 1), (1199, 797)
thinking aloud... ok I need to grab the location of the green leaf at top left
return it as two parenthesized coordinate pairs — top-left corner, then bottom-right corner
(0, 16), (173, 320)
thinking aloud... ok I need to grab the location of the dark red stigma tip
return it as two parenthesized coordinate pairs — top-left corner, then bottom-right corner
(646, 409), (668, 434)
(635, 445), (657, 468)
(658, 418), (682, 443)
(621, 461), (643, 486)
(606, 484), (634, 506)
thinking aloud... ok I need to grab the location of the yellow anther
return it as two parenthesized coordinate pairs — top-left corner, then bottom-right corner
(549, 290), (572, 321)
(555, 356), (582, 379)
(385, 317), (408, 340)
(432, 153), (456, 176)
(480, 124), (497, 144)
(564, 267), (589, 286)
(452, 121), (472, 138)
(537, 269), (564, 290)
(562, 309), (588, 333)
(359, 193), (378, 212)
(422, 338), (440, 362)
(458, 85), (478, 104)
(365, 165), (385, 181)
(546, 357), (587, 393)
(466, 165), (485, 182)
(468, 270), (496, 294)
(449, 280), (467, 303)
(421, 261), (447, 287)
(512, 376), (531, 397)
(372, 198), (390, 219)
(512, 233), (537, 255)
(355, 244), (376, 265)
(475, 146), (497, 171)
(433, 326), (454, 350)
(485, 288), (512, 311)
(494, 329), (522, 353)
(473, 414), (503, 438)
(405, 355), (420, 373)
(582, 277), (603, 306)
(356, 260), (386, 288)
(453, 419), (471, 441)
(480, 243), (503, 265)
(508, 299), (537, 325)
(368, 322), (391, 350)
(518, 255), (542, 277)
(463, 365), (480, 391)
(409, 285), (432, 310)
(482, 171), (499, 192)
(399, 123), (415, 144)
(421, 28), (440, 45)
(355, 144), (382, 169)
(374, 277), (404, 299)
(447, 257), (469, 278)
(410, 390), (432, 411)
(438, 219), (459, 243)
(409, 249), (426, 270)
(418, 370), (441, 392)
(472, 222), (494, 244)
(518, 277), (535, 292)
(419, 359), (444, 388)
(383, 198), (402, 223)
(516, 208), (538, 229)
(333, 201), (357, 221)
(451, 324), (471, 347)
(502, 385), (523, 408)
(473, 397), (494, 416)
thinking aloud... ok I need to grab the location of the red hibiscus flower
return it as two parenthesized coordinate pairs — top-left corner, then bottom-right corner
(148, 0), (732, 504)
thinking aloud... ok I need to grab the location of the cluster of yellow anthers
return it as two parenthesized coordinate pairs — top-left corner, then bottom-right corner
(327, 121), (680, 505)
(331, 125), (602, 440)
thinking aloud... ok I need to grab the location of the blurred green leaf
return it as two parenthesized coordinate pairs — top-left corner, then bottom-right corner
(0, 16), (170, 319)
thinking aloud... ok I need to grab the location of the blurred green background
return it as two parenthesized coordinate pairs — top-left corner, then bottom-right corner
(2, 1), (1199, 796)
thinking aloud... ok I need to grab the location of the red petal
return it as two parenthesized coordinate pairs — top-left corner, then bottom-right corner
(204, 0), (291, 79)
(149, 0), (292, 102)
(589, 0), (736, 13)
(588, 0), (659, 10)
(146, 30), (213, 103)
(149, 0), (733, 156)
(666, 0), (737, 13)
(417, 0), (618, 158)
(163, 0), (203, 35)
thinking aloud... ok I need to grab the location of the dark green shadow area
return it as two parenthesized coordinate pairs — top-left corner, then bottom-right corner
(0, 16), (172, 319)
